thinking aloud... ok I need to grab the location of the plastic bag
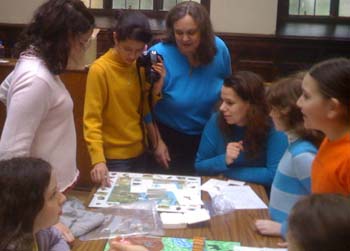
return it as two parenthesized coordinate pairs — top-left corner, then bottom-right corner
(79, 200), (164, 241)
(210, 192), (236, 216)
(60, 197), (105, 237)
(204, 188), (236, 217)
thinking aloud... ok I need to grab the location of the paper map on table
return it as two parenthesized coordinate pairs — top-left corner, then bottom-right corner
(104, 236), (240, 251)
(89, 172), (202, 212)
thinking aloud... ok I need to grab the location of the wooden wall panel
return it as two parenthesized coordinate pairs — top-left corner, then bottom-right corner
(96, 29), (113, 58)
(0, 24), (24, 58)
(60, 71), (92, 189)
(0, 63), (14, 133)
(219, 33), (350, 81)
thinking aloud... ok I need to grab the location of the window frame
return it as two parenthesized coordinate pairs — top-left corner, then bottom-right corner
(277, 0), (350, 25)
(89, 0), (210, 19)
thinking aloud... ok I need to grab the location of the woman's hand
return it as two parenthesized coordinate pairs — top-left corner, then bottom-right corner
(90, 162), (111, 187)
(54, 222), (75, 243)
(225, 141), (243, 165)
(153, 137), (171, 169)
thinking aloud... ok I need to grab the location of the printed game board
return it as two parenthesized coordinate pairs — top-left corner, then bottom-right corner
(89, 172), (202, 212)
(104, 236), (240, 251)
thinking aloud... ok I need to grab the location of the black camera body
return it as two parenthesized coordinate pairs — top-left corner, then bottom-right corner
(137, 50), (163, 84)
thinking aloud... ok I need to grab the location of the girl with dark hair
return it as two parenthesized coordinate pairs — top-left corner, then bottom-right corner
(149, 1), (232, 175)
(16, 0), (94, 74)
(288, 194), (350, 251)
(255, 72), (324, 239)
(84, 11), (166, 187)
(297, 57), (350, 195)
(195, 71), (287, 187)
(0, 0), (94, 242)
(0, 157), (67, 251)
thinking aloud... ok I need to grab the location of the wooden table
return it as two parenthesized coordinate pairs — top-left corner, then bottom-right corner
(69, 177), (282, 251)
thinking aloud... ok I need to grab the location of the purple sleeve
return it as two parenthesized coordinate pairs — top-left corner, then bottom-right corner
(36, 227), (70, 251)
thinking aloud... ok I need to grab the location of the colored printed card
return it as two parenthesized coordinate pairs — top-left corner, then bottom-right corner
(104, 236), (240, 251)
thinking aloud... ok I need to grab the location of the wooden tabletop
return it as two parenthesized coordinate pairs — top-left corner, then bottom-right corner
(69, 177), (282, 251)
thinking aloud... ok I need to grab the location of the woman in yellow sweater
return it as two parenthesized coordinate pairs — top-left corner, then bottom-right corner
(84, 11), (169, 187)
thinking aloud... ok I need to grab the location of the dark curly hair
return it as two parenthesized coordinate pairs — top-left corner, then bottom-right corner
(15, 0), (94, 74)
(267, 72), (324, 147)
(218, 71), (270, 159)
(0, 157), (52, 251)
(165, 1), (216, 65)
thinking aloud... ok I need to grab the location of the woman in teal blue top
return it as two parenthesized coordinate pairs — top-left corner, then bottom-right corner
(195, 71), (288, 187)
(149, 1), (231, 175)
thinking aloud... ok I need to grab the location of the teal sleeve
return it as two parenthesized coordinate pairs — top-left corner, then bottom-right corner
(224, 129), (288, 187)
(195, 114), (229, 174)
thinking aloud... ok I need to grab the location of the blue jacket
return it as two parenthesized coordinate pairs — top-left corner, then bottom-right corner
(150, 36), (231, 135)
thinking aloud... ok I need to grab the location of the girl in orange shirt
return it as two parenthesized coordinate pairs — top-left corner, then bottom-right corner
(297, 58), (350, 195)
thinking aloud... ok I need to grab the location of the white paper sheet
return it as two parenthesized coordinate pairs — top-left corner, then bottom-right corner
(221, 186), (267, 210)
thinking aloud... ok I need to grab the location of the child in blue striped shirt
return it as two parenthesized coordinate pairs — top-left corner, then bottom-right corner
(255, 72), (323, 239)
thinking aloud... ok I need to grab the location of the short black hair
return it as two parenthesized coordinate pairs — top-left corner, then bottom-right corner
(112, 10), (152, 44)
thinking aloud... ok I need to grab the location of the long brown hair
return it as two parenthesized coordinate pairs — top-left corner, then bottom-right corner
(165, 1), (216, 65)
(218, 71), (270, 159)
(0, 158), (52, 251)
(267, 72), (324, 147)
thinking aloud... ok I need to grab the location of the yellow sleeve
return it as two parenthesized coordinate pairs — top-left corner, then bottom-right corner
(83, 63), (107, 166)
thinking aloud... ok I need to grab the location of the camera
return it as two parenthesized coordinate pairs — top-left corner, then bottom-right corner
(137, 50), (163, 84)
